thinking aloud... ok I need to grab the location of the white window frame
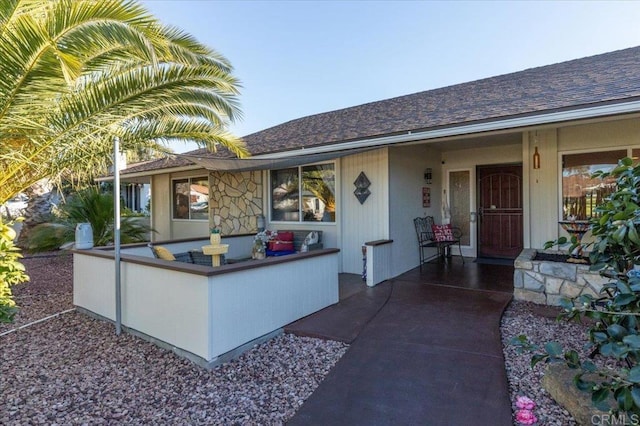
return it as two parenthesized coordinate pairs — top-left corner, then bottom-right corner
(269, 162), (337, 224)
(556, 146), (640, 220)
(171, 175), (209, 221)
(445, 167), (474, 250)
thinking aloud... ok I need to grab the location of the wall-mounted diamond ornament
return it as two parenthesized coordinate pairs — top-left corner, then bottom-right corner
(353, 171), (371, 205)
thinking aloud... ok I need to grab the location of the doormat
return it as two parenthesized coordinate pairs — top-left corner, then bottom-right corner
(474, 257), (514, 266)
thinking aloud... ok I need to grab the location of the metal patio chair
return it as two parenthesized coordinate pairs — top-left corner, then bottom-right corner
(413, 216), (464, 264)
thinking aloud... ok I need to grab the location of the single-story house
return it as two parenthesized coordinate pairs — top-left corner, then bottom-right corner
(115, 46), (640, 281)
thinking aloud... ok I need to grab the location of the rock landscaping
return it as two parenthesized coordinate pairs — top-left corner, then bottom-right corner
(0, 253), (347, 424)
(2, 253), (601, 424)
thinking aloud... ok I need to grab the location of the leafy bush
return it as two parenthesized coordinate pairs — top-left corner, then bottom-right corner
(27, 187), (153, 252)
(513, 157), (640, 414)
(121, 206), (148, 218)
(0, 219), (29, 323)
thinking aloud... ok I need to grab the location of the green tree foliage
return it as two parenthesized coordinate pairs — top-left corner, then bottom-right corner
(0, 0), (246, 322)
(27, 187), (153, 252)
(0, 220), (28, 323)
(0, 0), (247, 205)
(513, 157), (640, 414)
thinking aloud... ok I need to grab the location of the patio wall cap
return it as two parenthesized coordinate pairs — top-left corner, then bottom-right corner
(516, 249), (537, 261)
(364, 239), (393, 246)
(72, 247), (340, 277)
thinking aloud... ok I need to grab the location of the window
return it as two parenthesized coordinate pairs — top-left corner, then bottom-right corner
(271, 163), (335, 222)
(449, 170), (470, 246)
(173, 176), (209, 220)
(561, 150), (624, 220)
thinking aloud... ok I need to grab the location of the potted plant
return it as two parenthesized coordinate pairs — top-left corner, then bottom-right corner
(252, 230), (274, 259)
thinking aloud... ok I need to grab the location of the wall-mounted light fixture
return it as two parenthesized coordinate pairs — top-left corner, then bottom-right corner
(424, 168), (432, 184)
(532, 131), (541, 169)
(533, 146), (541, 169)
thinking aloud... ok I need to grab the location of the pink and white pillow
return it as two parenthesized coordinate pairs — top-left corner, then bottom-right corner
(431, 224), (454, 242)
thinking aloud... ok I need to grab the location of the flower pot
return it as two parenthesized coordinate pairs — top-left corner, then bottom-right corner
(210, 233), (221, 246)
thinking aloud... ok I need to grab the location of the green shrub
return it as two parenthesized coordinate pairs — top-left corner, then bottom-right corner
(513, 157), (640, 414)
(27, 187), (153, 252)
(0, 219), (29, 323)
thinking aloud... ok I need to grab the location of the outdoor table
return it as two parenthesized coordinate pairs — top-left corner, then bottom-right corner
(201, 244), (229, 267)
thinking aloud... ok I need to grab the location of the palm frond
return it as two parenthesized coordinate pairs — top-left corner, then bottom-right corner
(0, 0), (245, 204)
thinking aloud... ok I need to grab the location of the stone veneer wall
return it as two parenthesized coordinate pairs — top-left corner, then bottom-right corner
(209, 171), (263, 235)
(514, 249), (611, 306)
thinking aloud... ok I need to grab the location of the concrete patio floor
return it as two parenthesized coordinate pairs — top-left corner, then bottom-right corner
(286, 258), (514, 425)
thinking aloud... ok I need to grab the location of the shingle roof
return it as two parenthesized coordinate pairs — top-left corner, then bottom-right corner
(118, 154), (203, 175)
(122, 46), (640, 175)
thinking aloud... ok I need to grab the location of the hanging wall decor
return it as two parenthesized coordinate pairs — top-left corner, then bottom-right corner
(353, 171), (371, 204)
(422, 187), (431, 207)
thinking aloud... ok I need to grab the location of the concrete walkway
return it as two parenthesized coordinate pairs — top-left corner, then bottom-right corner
(286, 270), (513, 425)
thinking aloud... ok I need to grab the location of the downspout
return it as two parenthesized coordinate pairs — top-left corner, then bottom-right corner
(114, 137), (122, 336)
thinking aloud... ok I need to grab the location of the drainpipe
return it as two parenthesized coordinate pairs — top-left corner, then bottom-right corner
(114, 137), (122, 336)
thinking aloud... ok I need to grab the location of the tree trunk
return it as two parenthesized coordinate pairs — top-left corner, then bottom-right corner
(17, 179), (57, 249)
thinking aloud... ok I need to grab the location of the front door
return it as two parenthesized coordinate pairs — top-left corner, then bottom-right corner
(477, 164), (523, 259)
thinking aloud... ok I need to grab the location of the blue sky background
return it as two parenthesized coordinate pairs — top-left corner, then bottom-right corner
(142, 0), (640, 152)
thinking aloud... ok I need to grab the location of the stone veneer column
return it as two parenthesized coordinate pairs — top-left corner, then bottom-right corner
(209, 171), (263, 235)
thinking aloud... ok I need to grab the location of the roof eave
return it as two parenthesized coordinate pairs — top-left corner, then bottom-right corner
(96, 164), (203, 181)
(254, 99), (640, 159)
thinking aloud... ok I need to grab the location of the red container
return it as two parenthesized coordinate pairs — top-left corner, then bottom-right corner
(277, 231), (294, 242)
(268, 240), (294, 251)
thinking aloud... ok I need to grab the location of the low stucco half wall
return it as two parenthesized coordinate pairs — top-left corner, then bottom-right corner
(74, 248), (340, 366)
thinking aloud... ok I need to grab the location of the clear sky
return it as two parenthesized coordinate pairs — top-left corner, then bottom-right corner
(142, 0), (640, 152)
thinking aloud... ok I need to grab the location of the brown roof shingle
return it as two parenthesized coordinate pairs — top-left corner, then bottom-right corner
(243, 46), (640, 155)
(123, 46), (640, 175)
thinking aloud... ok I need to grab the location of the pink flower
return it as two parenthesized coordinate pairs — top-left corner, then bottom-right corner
(515, 409), (537, 425)
(516, 395), (536, 410)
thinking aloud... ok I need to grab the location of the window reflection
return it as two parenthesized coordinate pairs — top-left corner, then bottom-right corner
(270, 163), (335, 222)
(271, 168), (299, 222)
(449, 170), (470, 246)
(173, 176), (209, 220)
(302, 164), (335, 222)
(562, 151), (624, 220)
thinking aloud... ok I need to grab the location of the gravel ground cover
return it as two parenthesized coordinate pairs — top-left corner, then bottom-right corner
(1, 253), (348, 424)
(0, 252), (74, 334)
(3, 254), (603, 424)
(501, 300), (595, 425)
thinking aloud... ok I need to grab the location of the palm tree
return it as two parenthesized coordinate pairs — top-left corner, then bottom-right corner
(0, 0), (246, 320)
(0, 0), (248, 205)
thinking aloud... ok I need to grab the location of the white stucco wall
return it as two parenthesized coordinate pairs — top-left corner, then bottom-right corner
(150, 173), (171, 241)
(73, 253), (211, 358)
(74, 250), (339, 363)
(526, 129), (560, 248)
(388, 144), (442, 276)
(557, 117), (640, 152)
(151, 169), (211, 241)
(340, 148), (390, 275)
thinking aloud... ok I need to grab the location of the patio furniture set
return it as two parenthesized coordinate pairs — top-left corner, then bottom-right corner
(149, 230), (324, 267)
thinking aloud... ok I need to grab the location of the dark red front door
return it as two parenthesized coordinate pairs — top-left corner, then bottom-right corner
(478, 164), (523, 259)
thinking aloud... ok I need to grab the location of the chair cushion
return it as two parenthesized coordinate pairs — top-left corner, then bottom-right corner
(431, 224), (454, 242)
(151, 245), (176, 261)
